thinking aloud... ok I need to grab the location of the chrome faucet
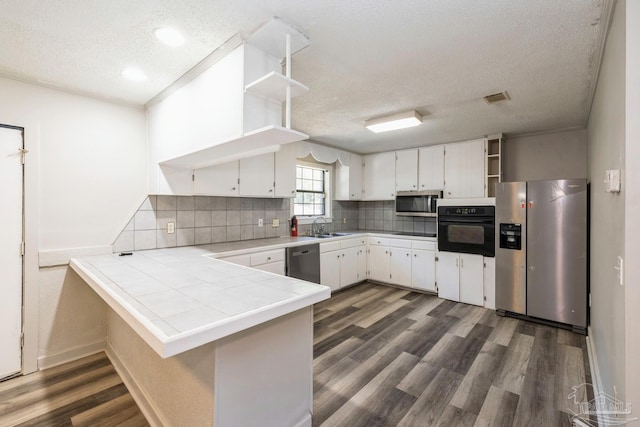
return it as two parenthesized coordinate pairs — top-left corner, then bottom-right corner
(312, 216), (327, 236)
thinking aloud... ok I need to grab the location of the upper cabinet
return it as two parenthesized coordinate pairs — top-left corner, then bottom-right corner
(418, 145), (445, 190)
(239, 153), (275, 197)
(443, 139), (485, 198)
(363, 152), (396, 200)
(395, 149), (418, 192)
(194, 161), (239, 196)
(335, 153), (363, 201)
(274, 143), (297, 198)
(148, 19), (310, 194)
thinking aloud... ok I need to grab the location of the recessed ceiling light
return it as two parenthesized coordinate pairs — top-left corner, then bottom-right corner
(121, 67), (147, 82)
(365, 110), (423, 133)
(154, 27), (185, 47)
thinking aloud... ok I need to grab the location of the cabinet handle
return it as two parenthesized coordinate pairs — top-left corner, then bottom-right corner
(456, 258), (458, 267)
(421, 184), (424, 187)
(269, 189), (273, 192)
(342, 254), (345, 258)
(406, 253), (410, 257)
(461, 258), (464, 268)
(291, 190), (295, 194)
(337, 254), (341, 259)
(414, 254), (417, 257)
(267, 257), (271, 261)
(232, 187), (236, 190)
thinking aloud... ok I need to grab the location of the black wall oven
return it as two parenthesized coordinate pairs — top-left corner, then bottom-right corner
(438, 206), (495, 257)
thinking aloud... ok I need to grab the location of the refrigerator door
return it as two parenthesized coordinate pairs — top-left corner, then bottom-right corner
(495, 182), (527, 314)
(526, 179), (587, 327)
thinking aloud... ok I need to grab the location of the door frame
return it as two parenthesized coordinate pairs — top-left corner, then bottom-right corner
(1, 121), (39, 375)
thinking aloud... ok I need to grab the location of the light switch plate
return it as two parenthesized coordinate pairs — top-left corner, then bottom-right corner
(605, 169), (621, 192)
(258, 218), (264, 227)
(167, 222), (175, 234)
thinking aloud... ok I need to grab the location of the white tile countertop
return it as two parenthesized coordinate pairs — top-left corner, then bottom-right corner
(70, 245), (330, 358)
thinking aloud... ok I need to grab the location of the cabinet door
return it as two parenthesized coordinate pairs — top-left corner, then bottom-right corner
(418, 145), (444, 190)
(320, 251), (341, 291)
(357, 247), (367, 282)
(395, 149), (418, 192)
(459, 253), (484, 306)
(349, 154), (363, 200)
(436, 252), (460, 302)
(274, 144), (297, 198)
(363, 152), (396, 200)
(368, 245), (390, 282)
(194, 161), (239, 196)
(444, 140), (484, 198)
(389, 247), (412, 286)
(340, 247), (360, 287)
(411, 249), (436, 292)
(483, 257), (495, 310)
(254, 261), (285, 276)
(239, 153), (275, 197)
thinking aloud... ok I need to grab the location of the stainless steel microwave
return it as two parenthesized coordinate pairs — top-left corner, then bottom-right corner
(395, 191), (442, 217)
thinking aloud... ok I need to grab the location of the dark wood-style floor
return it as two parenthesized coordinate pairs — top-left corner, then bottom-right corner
(312, 282), (593, 427)
(0, 352), (148, 427)
(0, 282), (593, 426)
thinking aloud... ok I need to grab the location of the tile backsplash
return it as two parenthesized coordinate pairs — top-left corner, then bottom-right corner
(113, 196), (436, 253)
(113, 196), (292, 252)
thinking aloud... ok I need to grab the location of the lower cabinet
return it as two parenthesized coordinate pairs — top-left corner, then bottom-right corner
(368, 244), (390, 282)
(220, 249), (285, 276)
(436, 252), (483, 305)
(320, 240), (366, 292)
(411, 249), (436, 292)
(389, 247), (412, 287)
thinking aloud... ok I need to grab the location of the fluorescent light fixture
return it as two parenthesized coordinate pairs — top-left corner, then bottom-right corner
(154, 27), (185, 47)
(121, 67), (147, 82)
(365, 110), (423, 133)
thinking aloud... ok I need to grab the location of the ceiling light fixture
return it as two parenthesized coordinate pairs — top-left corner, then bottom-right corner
(365, 110), (423, 133)
(154, 27), (185, 47)
(121, 67), (148, 82)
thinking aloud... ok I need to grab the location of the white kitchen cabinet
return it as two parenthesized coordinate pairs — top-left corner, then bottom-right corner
(239, 153), (275, 197)
(275, 143), (297, 198)
(250, 249), (285, 276)
(363, 152), (396, 200)
(357, 246), (367, 282)
(335, 153), (363, 201)
(194, 161), (239, 196)
(418, 145), (445, 190)
(395, 149), (418, 192)
(320, 251), (341, 291)
(411, 249), (436, 292)
(436, 251), (484, 305)
(340, 247), (360, 287)
(368, 244), (390, 282)
(389, 247), (412, 287)
(443, 139), (485, 198)
(483, 257), (496, 309)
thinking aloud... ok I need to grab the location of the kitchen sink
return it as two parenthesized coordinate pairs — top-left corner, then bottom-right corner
(312, 232), (352, 238)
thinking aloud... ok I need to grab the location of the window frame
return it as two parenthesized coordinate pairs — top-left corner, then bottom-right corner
(294, 160), (332, 225)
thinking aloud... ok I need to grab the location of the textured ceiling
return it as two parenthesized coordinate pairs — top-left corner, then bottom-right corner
(0, 0), (610, 153)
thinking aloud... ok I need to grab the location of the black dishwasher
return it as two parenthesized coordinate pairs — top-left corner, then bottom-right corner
(285, 243), (321, 284)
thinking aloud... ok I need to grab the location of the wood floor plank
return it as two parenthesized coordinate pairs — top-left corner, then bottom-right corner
(436, 405), (477, 427)
(554, 343), (587, 416)
(405, 295), (444, 321)
(425, 323), (493, 376)
(313, 305), (360, 330)
(320, 352), (419, 426)
(486, 316), (519, 346)
(492, 333), (535, 395)
(381, 288), (412, 303)
(70, 390), (136, 426)
(313, 336), (364, 375)
(474, 385), (520, 427)
(449, 341), (508, 415)
(451, 305), (488, 338)
(354, 297), (411, 329)
(351, 286), (398, 308)
(515, 319), (537, 336)
(353, 387), (417, 427)
(348, 317), (416, 362)
(396, 360), (440, 398)
(557, 328), (584, 348)
(397, 367), (464, 427)
(314, 324), (365, 358)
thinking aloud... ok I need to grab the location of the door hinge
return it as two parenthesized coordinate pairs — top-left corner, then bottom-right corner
(192, 174), (195, 182)
(20, 332), (24, 348)
(19, 148), (29, 164)
(484, 296), (487, 301)
(237, 178), (240, 184)
(589, 293), (592, 307)
(484, 262), (487, 268)
(435, 256), (439, 262)
(20, 241), (25, 256)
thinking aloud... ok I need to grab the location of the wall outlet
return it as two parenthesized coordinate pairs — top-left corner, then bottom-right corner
(272, 219), (279, 227)
(167, 222), (175, 234)
(258, 218), (264, 227)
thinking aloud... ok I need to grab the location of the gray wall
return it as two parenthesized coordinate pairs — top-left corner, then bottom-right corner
(503, 128), (587, 182)
(587, 0), (626, 402)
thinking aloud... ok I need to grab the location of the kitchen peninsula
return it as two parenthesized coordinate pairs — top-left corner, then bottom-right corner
(71, 244), (330, 427)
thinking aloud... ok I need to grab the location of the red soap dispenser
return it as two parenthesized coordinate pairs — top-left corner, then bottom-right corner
(291, 216), (298, 237)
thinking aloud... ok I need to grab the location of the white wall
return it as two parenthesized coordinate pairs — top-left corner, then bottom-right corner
(624, 0), (640, 411)
(503, 128), (587, 182)
(587, 0), (626, 402)
(0, 76), (147, 368)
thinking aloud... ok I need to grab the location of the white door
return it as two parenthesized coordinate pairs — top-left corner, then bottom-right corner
(368, 245), (390, 282)
(412, 249), (436, 292)
(356, 247), (367, 282)
(240, 153), (275, 197)
(459, 253), (485, 306)
(0, 126), (23, 379)
(274, 144), (296, 198)
(436, 251), (460, 302)
(395, 149), (418, 192)
(363, 152), (396, 200)
(348, 154), (363, 200)
(340, 247), (360, 287)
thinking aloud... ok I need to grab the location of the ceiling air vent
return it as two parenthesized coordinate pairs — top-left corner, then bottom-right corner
(483, 91), (510, 104)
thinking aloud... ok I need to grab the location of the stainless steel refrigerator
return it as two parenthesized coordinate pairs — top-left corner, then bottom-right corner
(495, 179), (587, 332)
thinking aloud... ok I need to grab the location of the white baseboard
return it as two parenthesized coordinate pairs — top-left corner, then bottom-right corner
(105, 342), (168, 427)
(38, 339), (105, 370)
(586, 327), (603, 427)
(293, 413), (312, 427)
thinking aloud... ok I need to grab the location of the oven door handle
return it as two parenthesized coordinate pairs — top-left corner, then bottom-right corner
(438, 218), (495, 225)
